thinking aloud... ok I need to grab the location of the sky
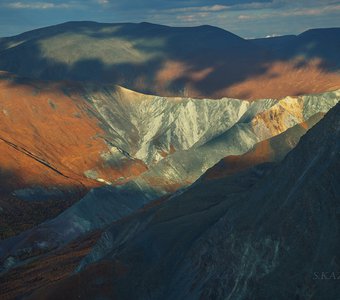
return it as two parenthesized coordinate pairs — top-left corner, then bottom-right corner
(0, 0), (339, 38)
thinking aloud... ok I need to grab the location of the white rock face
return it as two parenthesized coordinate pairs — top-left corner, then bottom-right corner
(84, 86), (270, 165)
(81, 86), (339, 188)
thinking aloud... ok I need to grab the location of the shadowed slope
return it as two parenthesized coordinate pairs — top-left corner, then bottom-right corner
(0, 22), (339, 99)
(31, 103), (340, 300)
(0, 230), (101, 299)
(253, 28), (340, 69)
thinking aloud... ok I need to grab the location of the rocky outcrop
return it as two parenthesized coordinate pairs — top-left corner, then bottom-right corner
(134, 90), (339, 189)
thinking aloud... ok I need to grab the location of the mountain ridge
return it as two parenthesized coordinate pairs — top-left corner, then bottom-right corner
(0, 22), (339, 100)
(30, 102), (339, 300)
(0, 83), (338, 276)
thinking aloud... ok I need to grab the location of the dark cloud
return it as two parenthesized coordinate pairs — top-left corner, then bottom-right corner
(0, 0), (339, 37)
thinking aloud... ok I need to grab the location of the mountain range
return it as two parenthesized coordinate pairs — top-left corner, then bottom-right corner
(0, 22), (339, 99)
(0, 22), (339, 300)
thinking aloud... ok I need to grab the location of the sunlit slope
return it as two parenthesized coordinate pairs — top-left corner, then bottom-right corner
(1, 72), (338, 197)
(0, 73), (147, 193)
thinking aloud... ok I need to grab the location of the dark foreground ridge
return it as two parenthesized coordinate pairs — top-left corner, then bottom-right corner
(26, 103), (340, 299)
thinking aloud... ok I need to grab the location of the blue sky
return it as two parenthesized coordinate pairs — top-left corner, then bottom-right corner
(0, 0), (339, 38)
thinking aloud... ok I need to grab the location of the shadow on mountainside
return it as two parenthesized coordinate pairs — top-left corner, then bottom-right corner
(0, 22), (339, 99)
